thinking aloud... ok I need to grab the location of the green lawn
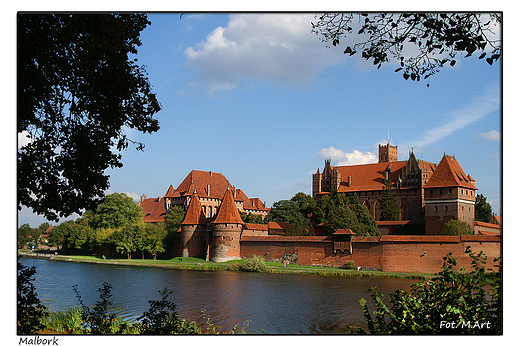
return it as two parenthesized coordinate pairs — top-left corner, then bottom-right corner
(26, 252), (425, 279)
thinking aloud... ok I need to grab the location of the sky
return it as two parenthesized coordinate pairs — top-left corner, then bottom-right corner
(16, 12), (503, 228)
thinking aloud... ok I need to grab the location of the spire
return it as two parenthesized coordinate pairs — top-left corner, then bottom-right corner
(212, 187), (244, 224)
(181, 192), (206, 225)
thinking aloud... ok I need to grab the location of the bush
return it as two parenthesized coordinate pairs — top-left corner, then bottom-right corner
(139, 288), (200, 334)
(343, 260), (356, 269)
(230, 255), (268, 272)
(443, 219), (473, 235)
(349, 247), (502, 334)
(18, 262), (47, 334)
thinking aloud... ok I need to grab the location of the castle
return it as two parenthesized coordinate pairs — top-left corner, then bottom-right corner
(313, 144), (478, 235)
(136, 148), (500, 269)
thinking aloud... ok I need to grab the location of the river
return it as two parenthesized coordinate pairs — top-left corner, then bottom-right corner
(19, 258), (418, 334)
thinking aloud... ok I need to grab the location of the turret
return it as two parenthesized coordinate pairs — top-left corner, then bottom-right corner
(180, 192), (208, 258)
(210, 187), (244, 262)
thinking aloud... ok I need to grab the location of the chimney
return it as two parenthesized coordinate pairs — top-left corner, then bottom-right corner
(207, 184), (210, 197)
(347, 176), (351, 187)
(209, 171), (212, 177)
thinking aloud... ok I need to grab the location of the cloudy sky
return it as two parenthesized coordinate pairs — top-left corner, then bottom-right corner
(16, 12), (503, 227)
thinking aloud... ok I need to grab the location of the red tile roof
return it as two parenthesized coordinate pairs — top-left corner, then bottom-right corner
(212, 187), (244, 224)
(334, 229), (355, 235)
(181, 193), (206, 225)
(334, 161), (408, 192)
(423, 155), (476, 189)
(163, 185), (175, 198)
(141, 197), (166, 223)
(172, 170), (232, 199)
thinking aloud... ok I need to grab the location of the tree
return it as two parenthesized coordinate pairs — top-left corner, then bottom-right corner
(18, 262), (47, 334)
(269, 198), (314, 234)
(165, 205), (185, 232)
(475, 194), (492, 222)
(18, 14), (161, 221)
(314, 192), (380, 236)
(444, 219), (473, 235)
(379, 180), (400, 221)
(311, 13), (501, 85)
(290, 192), (316, 218)
(114, 225), (138, 259)
(90, 193), (144, 229)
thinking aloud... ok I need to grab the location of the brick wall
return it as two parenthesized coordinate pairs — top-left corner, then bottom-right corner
(240, 235), (500, 274)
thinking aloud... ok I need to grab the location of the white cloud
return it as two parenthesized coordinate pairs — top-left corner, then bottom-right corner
(479, 130), (501, 141)
(318, 146), (377, 166)
(125, 192), (141, 201)
(184, 14), (345, 93)
(400, 84), (500, 152)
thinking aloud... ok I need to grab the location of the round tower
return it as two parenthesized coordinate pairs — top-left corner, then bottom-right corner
(210, 187), (244, 262)
(180, 192), (208, 258)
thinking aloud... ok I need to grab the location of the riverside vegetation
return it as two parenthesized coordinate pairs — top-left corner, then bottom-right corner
(18, 247), (501, 335)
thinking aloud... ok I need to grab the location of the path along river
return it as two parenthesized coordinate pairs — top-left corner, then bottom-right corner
(19, 258), (418, 334)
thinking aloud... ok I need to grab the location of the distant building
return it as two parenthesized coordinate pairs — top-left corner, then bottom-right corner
(139, 170), (270, 223)
(313, 144), (482, 235)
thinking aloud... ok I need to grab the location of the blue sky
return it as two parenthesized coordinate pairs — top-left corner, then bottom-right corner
(17, 13), (502, 228)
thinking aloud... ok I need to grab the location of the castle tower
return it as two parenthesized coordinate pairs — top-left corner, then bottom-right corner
(312, 168), (322, 198)
(180, 192), (208, 258)
(379, 143), (398, 163)
(423, 155), (477, 235)
(210, 186), (244, 262)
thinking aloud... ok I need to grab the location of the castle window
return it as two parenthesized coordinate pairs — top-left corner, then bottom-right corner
(439, 189), (442, 195)
(445, 206), (448, 211)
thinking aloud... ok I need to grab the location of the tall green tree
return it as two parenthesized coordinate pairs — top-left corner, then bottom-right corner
(314, 192), (379, 236)
(90, 193), (144, 229)
(269, 197), (314, 234)
(475, 194), (493, 222)
(311, 13), (501, 85)
(379, 180), (400, 221)
(18, 14), (161, 221)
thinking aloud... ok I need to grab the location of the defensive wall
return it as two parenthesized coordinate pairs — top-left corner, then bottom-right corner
(240, 234), (501, 274)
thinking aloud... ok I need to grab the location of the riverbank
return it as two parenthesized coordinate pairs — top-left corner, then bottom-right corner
(18, 250), (429, 280)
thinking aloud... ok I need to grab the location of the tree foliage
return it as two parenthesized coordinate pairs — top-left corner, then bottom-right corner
(379, 180), (400, 221)
(18, 14), (161, 221)
(443, 219), (473, 235)
(139, 288), (200, 334)
(311, 13), (501, 85)
(18, 262), (47, 334)
(349, 247), (501, 334)
(268, 194), (314, 234)
(314, 192), (380, 236)
(90, 192), (144, 229)
(475, 194), (493, 222)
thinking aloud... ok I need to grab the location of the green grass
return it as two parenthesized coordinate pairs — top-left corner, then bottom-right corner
(20, 251), (427, 279)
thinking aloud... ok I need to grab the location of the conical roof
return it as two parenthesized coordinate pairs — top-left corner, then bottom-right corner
(181, 193), (206, 225)
(423, 155), (476, 190)
(212, 187), (244, 224)
(163, 184), (175, 198)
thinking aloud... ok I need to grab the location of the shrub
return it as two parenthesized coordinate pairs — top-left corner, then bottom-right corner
(443, 219), (472, 235)
(344, 260), (356, 269)
(230, 255), (268, 272)
(139, 288), (200, 334)
(349, 247), (502, 334)
(18, 262), (47, 334)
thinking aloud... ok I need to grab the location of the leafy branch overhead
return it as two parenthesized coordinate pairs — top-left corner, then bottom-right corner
(18, 14), (162, 221)
(311, 13), (501, 84)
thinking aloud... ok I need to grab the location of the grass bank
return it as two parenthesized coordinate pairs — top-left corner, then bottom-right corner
(18, 250), (427, 280)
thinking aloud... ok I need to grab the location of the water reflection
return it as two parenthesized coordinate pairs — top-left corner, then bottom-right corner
(19, 258), (417, 334)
